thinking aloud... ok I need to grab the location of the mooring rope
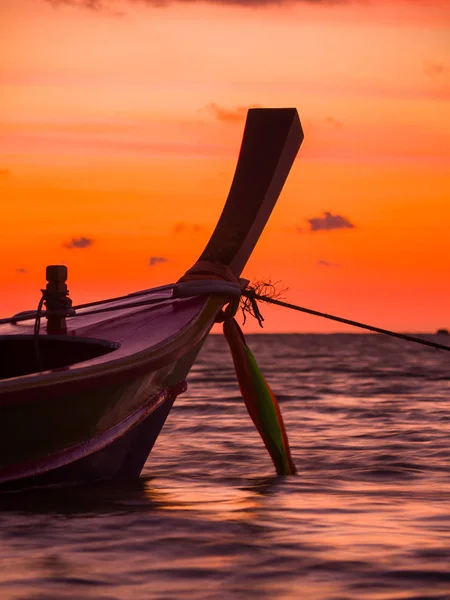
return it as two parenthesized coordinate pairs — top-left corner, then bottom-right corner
(0, 280), (448, 353)
(242, 290), (450, 353)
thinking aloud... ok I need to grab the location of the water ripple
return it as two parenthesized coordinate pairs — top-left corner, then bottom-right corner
(1, 334), (449, 599)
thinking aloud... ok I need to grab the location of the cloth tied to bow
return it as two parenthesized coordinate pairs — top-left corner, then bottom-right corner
(178, 261), (296, 476)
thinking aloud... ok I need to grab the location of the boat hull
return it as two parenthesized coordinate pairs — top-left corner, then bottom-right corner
(0, 380), (183, 491)
(0, 297), (217, 491)
(0, 108), (304, 491)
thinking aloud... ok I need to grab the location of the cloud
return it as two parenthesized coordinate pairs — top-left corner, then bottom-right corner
(307, 211), (355, 232)
(206, 103), (263, 123)
(0, 168), (11, 178)
(63, 236), (94, 249)
(45, 0), (105, 9)
(317, 259), (340, 267)
(173, 222), (203, 234)
(325, 116), (343, 128)
(16, 267), (28, 274)
(45, 0), (124, 15)
(149, 256), (168, 266)
(423, 60), (447, 79)
(44, 0), (348, 10)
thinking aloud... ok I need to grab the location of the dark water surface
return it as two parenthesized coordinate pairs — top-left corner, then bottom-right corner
(1, 334), (449, 599)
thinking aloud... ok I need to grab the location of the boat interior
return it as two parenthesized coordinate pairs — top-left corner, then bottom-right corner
(0, 335), (119, 380)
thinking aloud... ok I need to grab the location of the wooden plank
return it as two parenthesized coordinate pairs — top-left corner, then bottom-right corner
(198, 108), (303, 275)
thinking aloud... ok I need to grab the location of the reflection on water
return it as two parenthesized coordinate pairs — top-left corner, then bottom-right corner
(0, 335), (449, 599)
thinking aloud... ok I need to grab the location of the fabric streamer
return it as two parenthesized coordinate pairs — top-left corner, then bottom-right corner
(223, 318), (296, 476)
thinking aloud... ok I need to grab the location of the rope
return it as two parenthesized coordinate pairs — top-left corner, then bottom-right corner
(32, 288), (75, 336)
(33, 295), (45, 372)
(0, 281), (241, 326)
(42, 288), (75, 318)
(242, 290), (450, 353)
(32, 288), (76, 369)
(0, 272), (448, 353)
(177, 260), (248, 322)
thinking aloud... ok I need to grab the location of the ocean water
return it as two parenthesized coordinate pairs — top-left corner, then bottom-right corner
(1, 334), (449, 600)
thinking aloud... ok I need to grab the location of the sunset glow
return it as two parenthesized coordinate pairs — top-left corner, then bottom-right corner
(1, 0), (449, 332)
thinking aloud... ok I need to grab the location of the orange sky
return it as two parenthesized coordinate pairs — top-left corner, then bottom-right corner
(1, 0), (449, 332)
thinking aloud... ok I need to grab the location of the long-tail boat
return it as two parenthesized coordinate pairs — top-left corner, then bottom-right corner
(0, 108), (303, 490)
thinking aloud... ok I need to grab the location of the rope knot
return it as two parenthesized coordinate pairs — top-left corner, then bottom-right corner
(178, 260), (248, 323)
(215, 297), (240, 322)
(42, 288), (75, 317)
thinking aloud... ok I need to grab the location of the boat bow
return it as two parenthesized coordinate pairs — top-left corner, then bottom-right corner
(0, 108), (303, 489)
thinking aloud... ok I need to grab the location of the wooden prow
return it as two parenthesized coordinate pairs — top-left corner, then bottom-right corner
(198, 108), (303, 276)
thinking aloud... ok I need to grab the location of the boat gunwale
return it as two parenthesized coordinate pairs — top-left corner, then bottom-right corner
(0, 295), (226, 405)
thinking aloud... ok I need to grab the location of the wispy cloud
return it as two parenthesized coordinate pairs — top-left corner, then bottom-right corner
(16, 267), (28, 274)
(63, 236), (94, 249)
(306, 211), (355, 232)
(149, 256), (168, 266)
(206, 103), (263, 123)
(173, 223), (204, 234)
(318, 259), (340, 267)
(325, 116), (343, 128)
(44, 0), (106, 9)
(44, 0), (350, 11)
(423, 59), (447, 79)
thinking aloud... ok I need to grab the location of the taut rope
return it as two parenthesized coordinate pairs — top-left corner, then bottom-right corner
(0, 272), (448, 353)
(241, 289), (450, 353)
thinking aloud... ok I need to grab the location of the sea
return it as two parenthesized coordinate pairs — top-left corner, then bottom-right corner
(0, 334), (449, 600)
